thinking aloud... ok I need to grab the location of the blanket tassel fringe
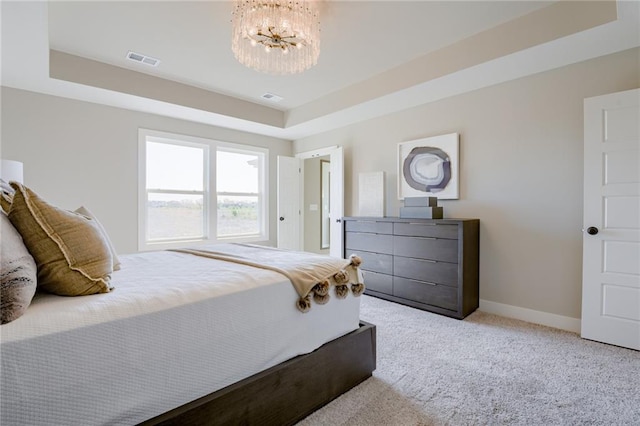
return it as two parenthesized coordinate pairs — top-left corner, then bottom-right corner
(296, 254), (365, 313)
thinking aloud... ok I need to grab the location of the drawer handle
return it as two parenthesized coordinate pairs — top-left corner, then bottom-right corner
(408, 222), (437, 226)
(412, 236), (437, 240)
(405, 278), (438, 286)
(414, 258), (437, 264)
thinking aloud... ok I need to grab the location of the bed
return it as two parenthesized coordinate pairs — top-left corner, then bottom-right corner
(0, 245), (376, 425)
(0, 182), (375, 425)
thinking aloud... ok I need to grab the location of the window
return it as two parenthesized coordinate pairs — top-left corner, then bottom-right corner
(138, 129), (268, 250)
(217, 147), (264, 238)
(145, 139), (208, 243)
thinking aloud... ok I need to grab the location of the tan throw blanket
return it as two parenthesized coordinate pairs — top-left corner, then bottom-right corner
(171, 243), (364, 312)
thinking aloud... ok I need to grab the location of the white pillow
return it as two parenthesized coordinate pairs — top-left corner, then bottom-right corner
(1, 212), (37, 323)
(75, 206), (121, 271)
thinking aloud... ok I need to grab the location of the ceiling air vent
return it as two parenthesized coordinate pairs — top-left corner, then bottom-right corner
(261, 92), (283, 103)
(126, 51), (160, 67)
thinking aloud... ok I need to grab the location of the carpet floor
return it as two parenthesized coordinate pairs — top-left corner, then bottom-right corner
(298, 295), (640, 426)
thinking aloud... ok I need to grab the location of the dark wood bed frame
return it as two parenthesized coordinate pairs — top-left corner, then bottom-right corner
(140, 321), (376, 426)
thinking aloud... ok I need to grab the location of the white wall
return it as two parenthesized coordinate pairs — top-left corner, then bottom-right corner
(0, 87), (292, 254)
(2, 47), (638, 324)
(293, 47), (640, 321)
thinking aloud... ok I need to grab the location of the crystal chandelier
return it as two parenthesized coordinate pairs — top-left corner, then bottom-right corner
(231, 0), (320, 75)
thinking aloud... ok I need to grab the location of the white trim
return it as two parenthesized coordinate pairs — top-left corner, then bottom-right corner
(295, 145), (338, 160)
(137, 131), (147, 251)
(479, 299), (581, 333)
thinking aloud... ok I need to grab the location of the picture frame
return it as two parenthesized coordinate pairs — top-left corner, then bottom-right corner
(398, 133), (459, 200)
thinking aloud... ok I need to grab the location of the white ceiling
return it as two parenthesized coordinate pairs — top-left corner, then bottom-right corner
(2, 1), (639, 140)
(47, 1), (551, 110)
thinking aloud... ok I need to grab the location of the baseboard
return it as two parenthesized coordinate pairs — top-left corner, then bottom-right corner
(478, 299), (581, 333)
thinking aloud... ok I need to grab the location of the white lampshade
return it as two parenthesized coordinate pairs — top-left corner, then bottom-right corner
(0, 159), (24, 184)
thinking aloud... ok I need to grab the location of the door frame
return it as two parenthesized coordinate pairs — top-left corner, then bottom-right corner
(296, 146), (344, 258)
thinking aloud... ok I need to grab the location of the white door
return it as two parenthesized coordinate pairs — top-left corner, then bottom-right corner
(277, 156), (301, 250)
(582, 88), (640, 350)
(328, 147), (344, 258)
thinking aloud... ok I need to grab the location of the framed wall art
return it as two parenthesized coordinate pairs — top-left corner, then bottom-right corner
(398, 133), (459, 200)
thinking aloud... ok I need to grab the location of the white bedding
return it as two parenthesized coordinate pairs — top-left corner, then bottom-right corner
(0, 248), (361, 425)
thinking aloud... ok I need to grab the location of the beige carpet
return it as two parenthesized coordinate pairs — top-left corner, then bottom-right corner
(298, 295), (640, 426)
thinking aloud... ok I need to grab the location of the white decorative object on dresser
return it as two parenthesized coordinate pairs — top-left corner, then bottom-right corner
(358, 171), (385, 217)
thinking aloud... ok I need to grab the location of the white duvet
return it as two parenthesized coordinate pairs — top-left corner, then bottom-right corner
(0, 249), (360, 425)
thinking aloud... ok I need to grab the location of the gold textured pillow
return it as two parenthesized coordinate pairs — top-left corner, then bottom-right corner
(7, 183), (113, 296)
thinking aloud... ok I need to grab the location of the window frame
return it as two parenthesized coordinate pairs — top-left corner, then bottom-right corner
(138, 129), (269, 251)
(215, 143), (267, 241)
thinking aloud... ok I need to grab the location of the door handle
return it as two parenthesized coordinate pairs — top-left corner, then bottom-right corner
(585, 226), (598, 235)
(336, 218), (342, 223)
(279, 217), (285, 221)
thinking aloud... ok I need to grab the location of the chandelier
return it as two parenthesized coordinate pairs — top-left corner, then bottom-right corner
(231, 0), (320, 75)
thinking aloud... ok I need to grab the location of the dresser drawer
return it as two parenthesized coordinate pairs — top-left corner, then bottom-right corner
(393, 276), (458, 311)
(393, 235), (458, 263)
(393, 256), (458, 287)
(346, 232), (393, 255)
(345, 220), (393, 234)
(362, 270), (393, 294)
(347, 250), (392, 275)
(394, 222), (458, 239)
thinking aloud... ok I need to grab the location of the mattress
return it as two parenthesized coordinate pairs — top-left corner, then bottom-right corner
(0, 248), (361, 425)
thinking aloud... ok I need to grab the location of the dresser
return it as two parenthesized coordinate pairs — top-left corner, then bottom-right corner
(343, 217), (479, 319)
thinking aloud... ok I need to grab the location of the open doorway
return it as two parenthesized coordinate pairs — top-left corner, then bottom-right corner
(277, 146), (343, 258)
(302, 155), (330, 254)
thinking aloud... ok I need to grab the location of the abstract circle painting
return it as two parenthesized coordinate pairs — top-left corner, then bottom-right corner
(397, 133), (459, 200)
(402, 146), (451, 193)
